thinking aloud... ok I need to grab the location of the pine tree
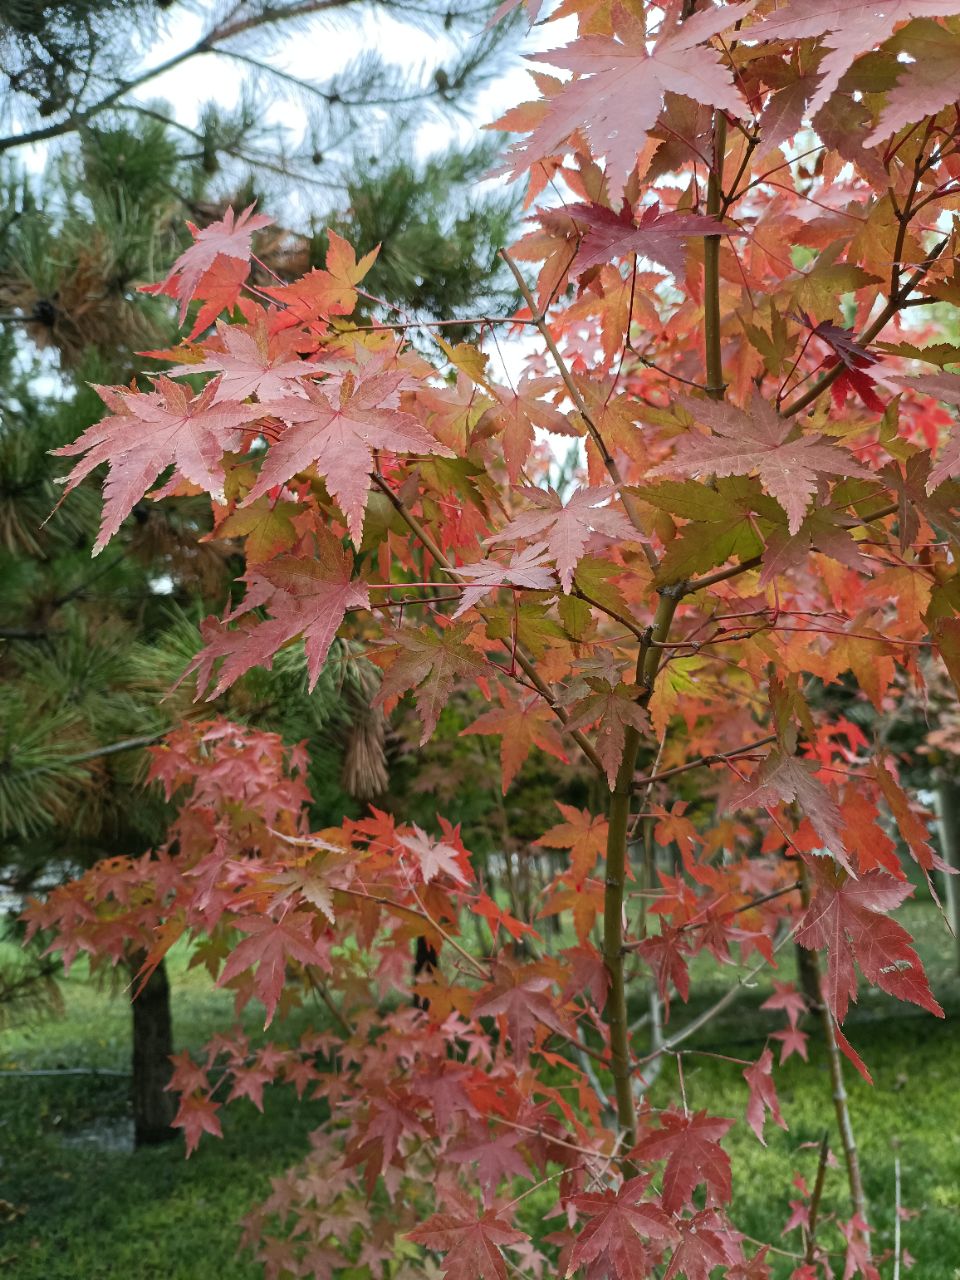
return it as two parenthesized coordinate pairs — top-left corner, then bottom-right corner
(0, 2), (520, 1144)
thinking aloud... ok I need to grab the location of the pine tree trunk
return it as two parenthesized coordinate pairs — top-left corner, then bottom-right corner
(934, 778), (960, 975)
(130, 954), (177, 1147)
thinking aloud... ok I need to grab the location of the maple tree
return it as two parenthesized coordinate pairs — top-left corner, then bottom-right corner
(22, 0), (960, 1275)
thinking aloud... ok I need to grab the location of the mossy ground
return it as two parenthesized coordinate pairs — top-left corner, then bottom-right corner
(1, 903), (959, 1279)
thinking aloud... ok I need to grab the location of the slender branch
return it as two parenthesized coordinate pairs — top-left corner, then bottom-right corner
(804, 1131), (831, 1265)
(499, 250), (658, 570)
(338, 885), (488, 980)
(370, 472), (606, 777)
(633, 733), (777, 788)
(686, 555), (762, 594)
(306, 972), (352, 1039)
(0, 0), (360, 156)
(604, 594), (680, 1166)
(633, 924), (798, 1069)
(781, 236), (950, 418)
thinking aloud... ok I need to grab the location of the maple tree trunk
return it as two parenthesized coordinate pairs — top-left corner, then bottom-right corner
(934, 778), (960, 974)
(130, 954), (177, 1147)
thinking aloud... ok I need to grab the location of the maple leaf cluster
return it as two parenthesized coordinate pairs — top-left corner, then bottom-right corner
(30, 0), (960, 1274)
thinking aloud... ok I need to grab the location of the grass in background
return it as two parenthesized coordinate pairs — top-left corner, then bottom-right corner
(1, 904), (959, 1278)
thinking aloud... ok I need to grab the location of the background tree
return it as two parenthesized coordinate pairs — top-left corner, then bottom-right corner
(0, 0), (521, 1143)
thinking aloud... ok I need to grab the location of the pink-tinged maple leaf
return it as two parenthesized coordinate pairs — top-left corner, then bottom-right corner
(186, 537), (369, 696)
(651, 392), (866, 536)
(507, 3), (754, 203)
(795, 861), (944, 1023)
(407, 1204), (528, 1280)
(462, 689), (569, 792)
(534, 803), (609, 884)
(374, 624), (489, 744)
(172, 1092), (223, 1156)
(631, 1110), (733, 1215)
(218, 909), (331, 1026)
(890, 371), (960, 490)
(450, 543), (556, 618)
(866, 21), (960, 144)
(663, 1210), (739, 1280)
(727, 749), (849, 867)
(141, 203), (272, 321)
(839, 1215), (879, 1280)
(545, 200), (732, 277)
(761, 980), (807, 1028)
(485, 485), (637, 593)
(251, 369), (451, 545)
(726, 1244), (773, 1280)
(772, 1025), (809, 1064)
(55, 376), (268, 553)
(566, 1174), (678, 1280)
(565, 681), (651, 789)
(397, 825), (470, 885)
(749, 0), (959, 117)
(167, 319), (317, 403)
(742, 1048), (787, 1145)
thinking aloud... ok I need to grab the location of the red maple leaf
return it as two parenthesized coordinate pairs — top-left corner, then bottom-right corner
(565, 681), (651, 789)
(771, 1025), (809, 1064)
(727, 749), (849, 868)
(534, 803), (609, 884)
(407, 1203), (527, 1280)
(141, 203), (272, 321)
(218, 909), (331, 1026)
(55, 376), (267, 553)
(462, 688), (569, 792)
(172, 1092), (223, 1156)
(631, 1110), (733, 1215)
(252, 367), (451, 544)
(548, 200), (731, 277)
(742, 1048), (787, 1145)
(761, 980), (807, 1028)
(567, 1174), (678, 1280)
(473, 962), (571, 1058)
(481, 375), (575, 482)
(664, 1210), (739, 1280)
(636, 928), (691, 1019)
(374, 624), (489, 744)
(652, 393), (865, 536)
(795, 861), (944, 1023)
(486, 485), (637, 593)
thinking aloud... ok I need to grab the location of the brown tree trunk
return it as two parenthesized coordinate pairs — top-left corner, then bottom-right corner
(130, 955), (177, 1147)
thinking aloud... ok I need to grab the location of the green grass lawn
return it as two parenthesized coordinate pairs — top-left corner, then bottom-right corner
(1, 904), (959, 1278)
